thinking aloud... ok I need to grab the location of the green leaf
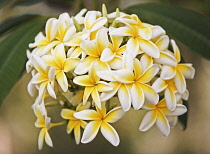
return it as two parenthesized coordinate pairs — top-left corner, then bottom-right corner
(0, 14), (40, 36)
(12, 0), (43, 6)
(178, 100), (188, 130)
(0, 19), (46, 105)
(124, 3), (210, 60)
(0, 0), (8, 7)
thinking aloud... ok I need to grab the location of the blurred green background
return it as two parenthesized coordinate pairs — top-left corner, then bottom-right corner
(0, 0), (210, 153)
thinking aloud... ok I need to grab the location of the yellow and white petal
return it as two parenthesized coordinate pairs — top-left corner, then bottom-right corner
(56, 71), (68, 92)
(110, 27), (133, 36)
(156, 111), (170, 137)
(32, 55), (47, 75)
(165, 87), (176, 111)
(174, 70), (186, 94)
(160, 65), (176, 80)
(73, 75), (94, 86)
(54, 44), (66, 67)
(140, 54), (153, 72)
(167, 117), (178, 128)
(131, 83), (144, 110)
(182, 89), (189, 100)
(141, 104), (156, 110)
(100, 48), (115, 62)
(100, 121), (120, 146)
(177, 64), (195, 79)
(83, 86), (94, 104)
(42, 55), (59, 68)
(155, 35), (169, 51)
(139, 110), (157, 131)
(111, 35), (123, 51)
(45, 18), (58, 41)
(154, 51), (177, 66)
(97, 81), (113, 92)
(45, 131), (53, 147)
(63, 25), (76, 42)
(48, 66), (55, 82)
(84, 11), (97, 30)
(74, 56), (98, 75)
(61, 109), (76, 120)
(81, 40), (98, 57)
(82, 120), (102, 144)
(126, 37), (139, 58)
(138, 64), (159, 83)
(63, 58), (80, 72)
(89, 62), (100, 83)
(91, 88), (102, 109)
(152, 78), (167, 93)
(116, 17), (137, 26)
(74, 122), (81, 144)
(47, 83), (56, 98)
(80, 120), (87, 129)
(165, 104), (187, 116)
(171, 39), (180, 63)
(133, 58), (143, 80)
(38, 82), (48, 98)
(31, 73), (46, 84)
(100, 81), (121, 101)
(38, 128), (47, 150)
(41, 41), (60, 56)
(94, 60), (110, 72)
(122, 51), (134, 70)
(138, 26), (152, 40)
(139, 39), (160, 58)
(118, 84), (131, 111)
(113, 69), (134, 84)
(65, 32), (83, 46)
(97, 70), (115, 81)
(150, 26), (165, 39)
(91, 17), (107, 32)
(108, 56), (122, 70)
(105, 106), (125, 123)
(96, 28), (109, 54)
(140, 83), (159, 105)
(74, 110), (101, 120)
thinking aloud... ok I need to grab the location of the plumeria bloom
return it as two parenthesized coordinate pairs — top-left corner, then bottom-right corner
(75, 28), (111, 75)
(73, 62), (113, 109)
(81, 11), (107, 40)
(34, 104), (65, 150)
(152, 78), (178, 111)
(110, 14), (161, 58)
(29, 18), (59, 55)
(42, 44), (80, 92)
(30, 55), (56, 100)
(160, 40), (195, 93)
(100, 31), (126, 69)
(98, 56), (159, 111)
(74, 102), (125, 146)
(139, 98), (187, 136)
(61, 102), (90, 144)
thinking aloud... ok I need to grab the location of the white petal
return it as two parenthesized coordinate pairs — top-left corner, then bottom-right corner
(139, 39), (160, 58)
(45, 131), (53, 147)
(122, 51), (134, 70)
(113, 69), (134, 83)
(118, 84), (131, 111)
(100, 82), (121, 101)
(101, 122), (120, 146)
(155, 35), (169, 51)
(131, 83), (144, 110)
(165, 87), (176, 111)
(156, 111), (170, 137)
(100, 48), (115, 62)
(152, 78), (167, 93)
(139, 111), (157, 131)
(151, 26), (165, 39)
(81, 121), (101, 143)
(160, 65), (176, 80)
(165, 104), (187, 116)
(126, 37), (139, 58)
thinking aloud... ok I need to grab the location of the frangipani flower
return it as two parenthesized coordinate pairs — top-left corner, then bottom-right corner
(98, 56), (159, 111)
(30, 55), (56, 100)
(43, 44), (80, 92)
(152, 78), (178, 111)
(29, 18), (59, 55)
(61, 102), (90, 144)
(139, 99), (187, 137)
(34, 104), (65, 150)
(160, 40), (195, 94)
(75, 28), (111, 75)
(110, 14), (161, 58)
(73, 62), (113, 109)
(74, 102), (125, 146)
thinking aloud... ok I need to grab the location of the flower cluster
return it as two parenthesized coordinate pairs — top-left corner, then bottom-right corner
(26, 5), (195, 150)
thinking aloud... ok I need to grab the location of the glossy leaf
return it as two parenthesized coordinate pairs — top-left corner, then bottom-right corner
(0, 14), (40, 36)
(0, 19), (46, 105)
(124, 3), (210, 60)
